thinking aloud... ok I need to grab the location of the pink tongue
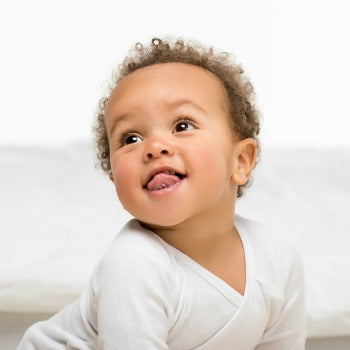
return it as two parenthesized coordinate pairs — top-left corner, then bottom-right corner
(147, 173), (181, 191)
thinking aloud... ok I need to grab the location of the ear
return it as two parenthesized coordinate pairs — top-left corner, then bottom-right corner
(231, 138), (258, 185)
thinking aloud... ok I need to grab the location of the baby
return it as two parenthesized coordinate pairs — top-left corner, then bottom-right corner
(18, 37), (306, 349)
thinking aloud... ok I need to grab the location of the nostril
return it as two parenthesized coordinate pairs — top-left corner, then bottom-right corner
(147, 149), (168, 158)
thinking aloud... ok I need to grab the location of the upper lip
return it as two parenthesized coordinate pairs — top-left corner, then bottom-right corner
(143, 166), (187, 188)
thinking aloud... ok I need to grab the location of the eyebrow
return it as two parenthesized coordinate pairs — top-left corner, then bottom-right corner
(109, 99), (207, 136)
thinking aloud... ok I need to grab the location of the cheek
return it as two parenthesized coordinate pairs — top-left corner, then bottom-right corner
(189, 142), (228, 181)
(191, 131), (234, 182)
(111, 155), (138, 190)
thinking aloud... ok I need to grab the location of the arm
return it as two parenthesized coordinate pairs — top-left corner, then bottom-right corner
(256, 248), (306, 350)
(95, 236), (172, 349)
(17, 226), (172, 350)
(17, 249), (171, 350)
(16, 290), (98, 350)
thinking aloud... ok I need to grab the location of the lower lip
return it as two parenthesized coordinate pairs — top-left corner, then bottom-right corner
(145, 177), (186, 197)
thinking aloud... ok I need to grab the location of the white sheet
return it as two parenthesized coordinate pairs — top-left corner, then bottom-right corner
(1, 143), (349, 338)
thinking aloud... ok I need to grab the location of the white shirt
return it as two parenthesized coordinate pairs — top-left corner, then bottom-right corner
(17, 214), (306, 349)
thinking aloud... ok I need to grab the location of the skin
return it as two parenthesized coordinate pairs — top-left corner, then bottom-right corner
(105, 62), (257, 295)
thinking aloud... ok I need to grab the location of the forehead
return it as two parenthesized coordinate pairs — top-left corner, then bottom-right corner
(106, 62), (228, 115)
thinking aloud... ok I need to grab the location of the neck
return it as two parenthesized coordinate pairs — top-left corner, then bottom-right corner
(139, 195), (238, 264)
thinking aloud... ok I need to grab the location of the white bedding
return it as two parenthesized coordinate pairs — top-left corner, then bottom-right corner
(0, 143), (349, 338)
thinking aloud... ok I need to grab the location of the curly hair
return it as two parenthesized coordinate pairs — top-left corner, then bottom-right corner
(92, 36), (261, 198)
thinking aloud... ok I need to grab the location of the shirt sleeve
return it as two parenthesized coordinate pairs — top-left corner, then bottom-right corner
(255, 244), (306, 350)
(16, 226), (173, 350)
(94, 233), (173, 349)
(16, 290), (98, 350)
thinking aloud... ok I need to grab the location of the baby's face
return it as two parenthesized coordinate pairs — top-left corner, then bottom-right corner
(105, 62), (240, 227)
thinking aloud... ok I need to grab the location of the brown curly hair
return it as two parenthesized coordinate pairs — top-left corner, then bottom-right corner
(92, 36), (261, 198)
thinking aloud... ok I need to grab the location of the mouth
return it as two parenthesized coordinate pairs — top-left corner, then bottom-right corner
(144, 175), (187, 196)
(143, 173), (187, 190)
(143, 167), (187, 190)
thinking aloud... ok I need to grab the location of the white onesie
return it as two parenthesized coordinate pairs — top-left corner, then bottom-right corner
(17, 214), (306, 349)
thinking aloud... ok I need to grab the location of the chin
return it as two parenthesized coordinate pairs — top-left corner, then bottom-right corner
(136, 214), (185, 229)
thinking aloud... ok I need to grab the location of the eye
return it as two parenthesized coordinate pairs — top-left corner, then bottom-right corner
(174, 118), (196, 133)
(119, 133), (142, 146)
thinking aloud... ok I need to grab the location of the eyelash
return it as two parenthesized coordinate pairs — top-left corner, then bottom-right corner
(118, 117), (196, 147)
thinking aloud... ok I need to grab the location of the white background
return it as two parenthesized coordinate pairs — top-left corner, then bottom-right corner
(0, 0), (349, 149)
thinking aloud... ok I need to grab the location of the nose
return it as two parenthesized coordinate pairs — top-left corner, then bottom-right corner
(143, 136), (175, 161)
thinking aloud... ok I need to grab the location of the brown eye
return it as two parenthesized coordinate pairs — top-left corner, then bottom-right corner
(119, 134), (142, 146)
(125, 135), (140, 145)
(175, 119), (195, 133)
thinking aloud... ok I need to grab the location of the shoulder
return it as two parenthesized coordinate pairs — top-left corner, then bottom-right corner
(107, 219), (172, 261)
(236, 214), (304, 298)
(92, 219), (175, 290)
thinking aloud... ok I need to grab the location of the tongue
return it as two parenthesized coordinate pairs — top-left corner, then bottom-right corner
(147, 173), (181, 191)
